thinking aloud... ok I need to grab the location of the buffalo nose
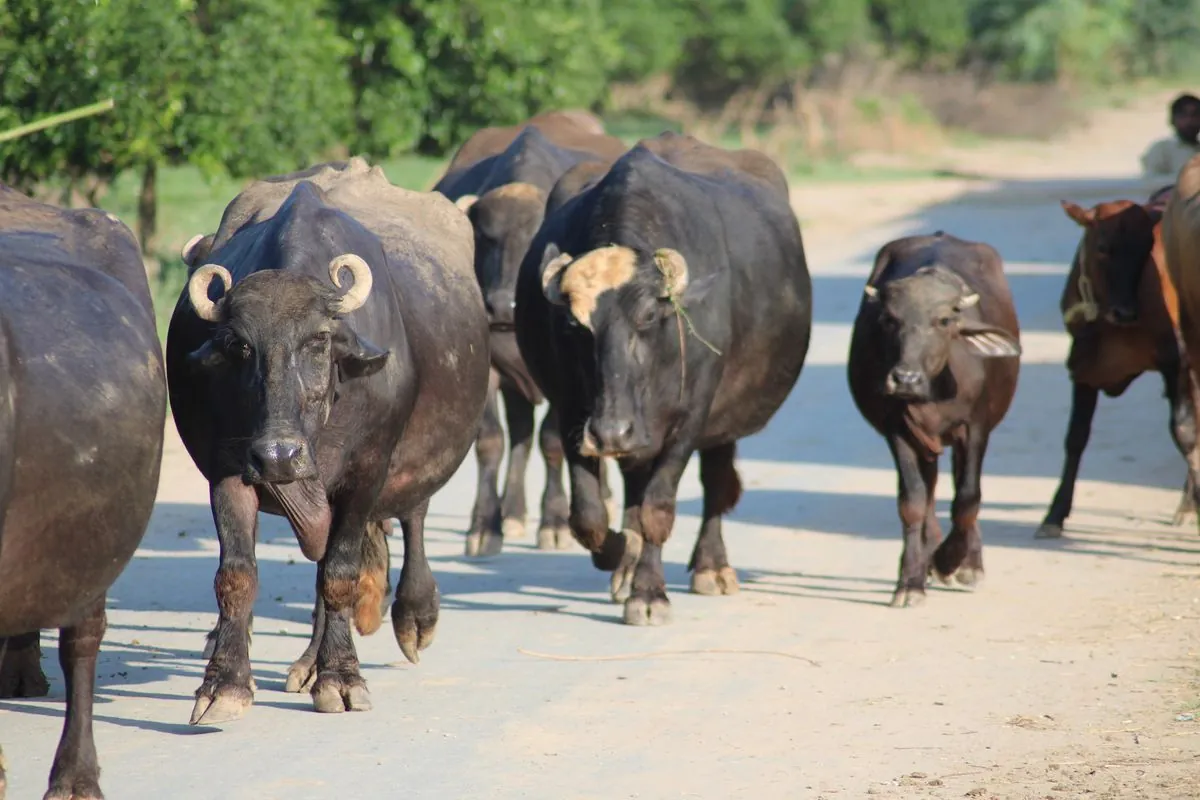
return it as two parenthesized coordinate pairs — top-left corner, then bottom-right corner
(248, 438), (307, 482)
(890, 368), (923, 388)
(588, 417), (637, 454)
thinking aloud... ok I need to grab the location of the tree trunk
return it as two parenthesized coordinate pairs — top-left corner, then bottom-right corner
(138, 162), (159, 279)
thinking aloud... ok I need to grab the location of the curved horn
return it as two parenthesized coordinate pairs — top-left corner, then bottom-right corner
(181, 233), (205, 265)
(653, 248), (688, 298)
(329, 254), (374, 314)
(455, 194), (479, 213)
(959, 292), (981, 308)
(187, 264), (233, 323)
(542, 250), (574, 306)
(863, 284), (879, 299)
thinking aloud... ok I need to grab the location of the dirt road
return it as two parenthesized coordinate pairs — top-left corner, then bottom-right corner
(2, 95), (1198, 799)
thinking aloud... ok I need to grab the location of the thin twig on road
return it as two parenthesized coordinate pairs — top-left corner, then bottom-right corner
(517, 647), (821, 666)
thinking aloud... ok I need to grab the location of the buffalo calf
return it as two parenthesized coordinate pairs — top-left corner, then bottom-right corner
(0, 187), (166, 799)
(848, 233), (1021, 607)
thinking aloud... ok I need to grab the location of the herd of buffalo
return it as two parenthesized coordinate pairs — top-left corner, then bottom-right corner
(0, 108), (1197, 799)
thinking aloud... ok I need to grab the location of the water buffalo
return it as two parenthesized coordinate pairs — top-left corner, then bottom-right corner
(515, 132), (812, 625)
(848, 233), (1021, 607)
(166, 158), (489, 723)
(435, 112), (626, 556)
(0, 186), (166, 799)
(1039, 196), (1200, 538)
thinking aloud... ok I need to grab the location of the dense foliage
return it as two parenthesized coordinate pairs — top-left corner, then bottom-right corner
(2, 0), (1198, 254)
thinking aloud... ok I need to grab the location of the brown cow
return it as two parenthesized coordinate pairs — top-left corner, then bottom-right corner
(1163, 155), (1200, 532)
(1039, 195), (1200, 538)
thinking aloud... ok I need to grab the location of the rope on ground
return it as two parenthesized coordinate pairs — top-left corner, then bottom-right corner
(517, 647), (821, 667)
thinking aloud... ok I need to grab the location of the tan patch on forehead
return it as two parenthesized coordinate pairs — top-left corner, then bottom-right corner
(490, 182), (543, 202)
(560, 246), (637, 328)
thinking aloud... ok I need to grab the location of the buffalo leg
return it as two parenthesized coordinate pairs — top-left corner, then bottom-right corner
(1163, 363), (1200, 526)
(933, 425), (988, 587)
(499, 385), (535, 540)
(888, 433), (936, 608)
(1038, 382), (1099, 538)
(310, 493), (385, 713)
(465, 370), (504, 557)
(0, 632), (49, 698)
(536, 405), (572, 550)
(391, 499), (439, 665)
(284, 520), (390, 693)
(609, 465), (651, 603)
(191, 476), (259, 725)
(624, 448), (692, 626)
(44, 598), (105, 800)
(284, 569), (326, 694)
(688, 442), (743, 596)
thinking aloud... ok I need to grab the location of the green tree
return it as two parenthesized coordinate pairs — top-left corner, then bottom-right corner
(869, 0), (969, 67)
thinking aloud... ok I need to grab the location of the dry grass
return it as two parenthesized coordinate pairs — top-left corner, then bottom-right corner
(607, 66), (1085, 173)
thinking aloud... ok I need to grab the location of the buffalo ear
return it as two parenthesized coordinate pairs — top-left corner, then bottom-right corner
(333, 325), (390, 380)
(960, 322), (1021, 358)
(186, 340), (226, 370)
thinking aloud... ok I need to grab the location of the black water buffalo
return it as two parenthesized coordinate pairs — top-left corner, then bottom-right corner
(848, 233), (1022, 608)
(514, 132), (812, 625)
(166, 158), (489, 723)
(435, 112), (626, 556)
(0, 186), (166, 800)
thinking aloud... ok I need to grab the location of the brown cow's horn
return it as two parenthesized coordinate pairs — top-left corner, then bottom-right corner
(863, 284), (879, 299)
(959, 292), (980, 308)
(329, 254), (374, 314)
(188, 264), (233, 323)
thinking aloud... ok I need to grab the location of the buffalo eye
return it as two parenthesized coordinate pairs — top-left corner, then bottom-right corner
(634, 303), (659, 331)
(937, 315), (953, 328)
(306, 331), (331, 351)
(879, 313), (899, 332)
(225, 339), (252, 361)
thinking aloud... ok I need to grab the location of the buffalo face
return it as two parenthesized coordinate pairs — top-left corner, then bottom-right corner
(185, 255), (389, 484)
(1061, 200), (1155, 326)
(865, 266), (1020, 402)
(458, 184), (547, 333)
(541, 244), (716, 460)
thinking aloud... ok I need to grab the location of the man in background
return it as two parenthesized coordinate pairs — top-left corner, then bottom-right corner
(1142, 93), (1200, 179)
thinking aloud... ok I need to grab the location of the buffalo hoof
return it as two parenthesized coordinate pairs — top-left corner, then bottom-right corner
(392, 591), (439, 665)
(609, 530), (644, 604)
(1171, 507), (1196, 527)
(888, 587), (926, 608)
(537, 524), (574, 551)
(0, 745), (6, 800)
(189, 683), (253, 725)
(1034, 523), (1064, 540)
(690, 566), (740, 596)
(501, 518), (526, 539)
(284, 657), (318, 693)
(312, 674), (372, 713)
(623, 594), (672, 626)
(948, 566), (984, 588)
(43, 775), (102, 800)
(464, 530), (502, 558)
